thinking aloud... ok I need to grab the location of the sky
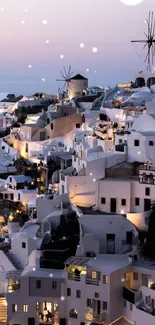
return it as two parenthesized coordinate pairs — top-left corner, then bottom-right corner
(0, 0), (154, 95)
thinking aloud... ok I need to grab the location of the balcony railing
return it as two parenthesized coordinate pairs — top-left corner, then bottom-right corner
(85, 312), (107, 323)
(37, 311), (59, 324)
(140, 164), (155, 171)
(137, 301), (155, 316)
(68, 273), (80, 281)
(85, 278), (99, 286)
(93, 312), (107, 323)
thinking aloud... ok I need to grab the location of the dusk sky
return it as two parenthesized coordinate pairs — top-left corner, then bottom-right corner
(0, 0), (154, 95)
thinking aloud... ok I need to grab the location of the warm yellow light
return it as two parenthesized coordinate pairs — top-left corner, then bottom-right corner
(9, 215), (13, 221)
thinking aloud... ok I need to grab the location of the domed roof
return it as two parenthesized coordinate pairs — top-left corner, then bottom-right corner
(79, 214), (138, 239)
(132, 114), (155, 132)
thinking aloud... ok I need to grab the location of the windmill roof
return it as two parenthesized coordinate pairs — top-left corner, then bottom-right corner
(70, 74), (88, 80)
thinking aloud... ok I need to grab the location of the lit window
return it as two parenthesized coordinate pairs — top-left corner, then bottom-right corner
(103, 275), (108, 284)
(54, 303), (58, 311)
(12, 304), (18, 312)
(23, 304), (28, 312)
(91, 271), (97, 279)
(44, 302), (52, 312)
(36, 302), (40, 311)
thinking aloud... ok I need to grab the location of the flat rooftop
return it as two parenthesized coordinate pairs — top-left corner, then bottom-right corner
(65, 255), (131, 273)
(134, 260), (155, 271)
(87, 254), (131, 273)
(21, 267), (65, 279)
(78, 206), (118, 215)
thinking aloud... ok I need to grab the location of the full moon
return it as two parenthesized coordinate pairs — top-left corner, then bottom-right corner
(120, 0), (144, 5)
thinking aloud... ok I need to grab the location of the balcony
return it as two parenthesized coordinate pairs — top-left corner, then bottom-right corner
(8, 283), (20, 293)
(85, 278), (99, 286)
(93, 312), (107, 323)
(123, 287), (141, 304)
(140, 163), (155, 171)
(68, 272), (81, 281)
(38, 311), (59, 325)
(137, 300), (155, 316)
(85, 311), (106, 323)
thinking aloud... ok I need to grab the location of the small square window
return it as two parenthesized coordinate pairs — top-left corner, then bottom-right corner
(67, 288), (71, 296)
(91, 271), (97, 279)
(124, 300), (126, 308)
(121, 199), (126, 206)
(87, 299), (91, 307)
(135, 198), (139, 206)
(102, 301), (107, 310)
(101, 197), (106, 204)
(22, 242), (26, 248)
(145, 187), (150, 196)
(133, 272), (138, 281)
(52, 281), (57, 289)
(76, 290), (81, 298)
(36, 280), (41, 289)
(149, 141), (154, 146)
(76, 123), (80, 128)
(134, 139), (139, 146)
(95, 292), (99, 298)
(103, 275), (108, 284)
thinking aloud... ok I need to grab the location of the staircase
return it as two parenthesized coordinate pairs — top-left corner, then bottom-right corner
(0, 297), (7, 323)
(5, 251), (21, 270)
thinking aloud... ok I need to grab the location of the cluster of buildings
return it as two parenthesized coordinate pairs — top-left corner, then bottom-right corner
(0, 74), (155, 325)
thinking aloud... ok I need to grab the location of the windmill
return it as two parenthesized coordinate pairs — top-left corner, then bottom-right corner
(56, 65), (73, 103)
(131, 11), (155, 72)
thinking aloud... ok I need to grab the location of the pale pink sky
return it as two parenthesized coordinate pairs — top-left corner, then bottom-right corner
(0, 0), (154, 94)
